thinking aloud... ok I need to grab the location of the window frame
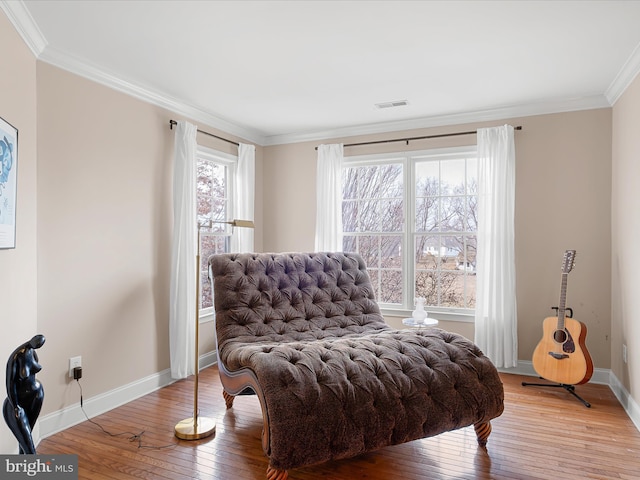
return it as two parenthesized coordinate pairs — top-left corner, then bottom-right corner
(343, 145), (477, 323)
(197, 145), (238, 322)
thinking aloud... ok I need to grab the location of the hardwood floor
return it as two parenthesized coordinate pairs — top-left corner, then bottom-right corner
(38, 366), (640, 479)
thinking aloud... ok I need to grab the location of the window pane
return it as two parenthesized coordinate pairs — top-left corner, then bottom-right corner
(415, 196), (438, 233)
(380, 269), (402, 304)
(343, 235), (356, 252)
(359, 235), (380, 268)
(342, 200), (357, 232)
(197, 162), (213, 219)
(415, 270), (438, 306)
(466, 235), (477, 269)
(441, 195), (466, 232)
(359, 200), (380, 232)
(415, 162), (439, 232)
(357, 165), (378, 197)
(413, 233), (478, 309)
(380, 235), (402, 268)
(440, 158), (465, 195)
(415, 161), (439, 193)
(368, 269), (380, 301)
(200, 234), (228, 309)
(439, 271), (465, 307)
(466, 194), (478, 231)
(381, 198), (403, 232)
(342, 167), (358, 200)
(416, 235), (441, 269)
(380, 164), (403, 197)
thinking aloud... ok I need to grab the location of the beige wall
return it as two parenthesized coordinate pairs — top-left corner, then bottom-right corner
(0, 12), (39, 453)
(36, 62), (263, 417)
(263, 109), (613, 368)
(612, 73), (640, 397)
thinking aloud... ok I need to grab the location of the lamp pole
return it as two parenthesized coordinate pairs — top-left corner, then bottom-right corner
(174, 221), (216, 440)
(173, 218), (254, 440)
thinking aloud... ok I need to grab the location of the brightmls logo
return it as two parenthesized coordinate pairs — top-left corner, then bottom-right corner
(1, 455), (77, 479)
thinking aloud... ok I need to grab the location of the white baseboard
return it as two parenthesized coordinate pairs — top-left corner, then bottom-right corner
(36, 355), (639, 444)
(608, 371), (640, 432)
(500, 360), (640, 432)
(36, 352), (218, 443)
(499, 360), (611, 385)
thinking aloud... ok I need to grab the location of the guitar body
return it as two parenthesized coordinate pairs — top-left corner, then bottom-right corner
(532, 315), (594, 385)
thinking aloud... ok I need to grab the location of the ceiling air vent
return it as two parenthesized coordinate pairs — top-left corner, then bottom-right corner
(375, 100), (409, 109)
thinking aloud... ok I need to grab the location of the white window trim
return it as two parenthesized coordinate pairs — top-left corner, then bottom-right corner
(197, 145), (238, 323)
(344, 145), (477, 323)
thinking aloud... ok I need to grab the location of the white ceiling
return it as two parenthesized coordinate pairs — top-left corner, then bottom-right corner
(5, 0), (640, 145)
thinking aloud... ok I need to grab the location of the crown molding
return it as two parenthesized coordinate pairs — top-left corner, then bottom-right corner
(2, 0), (626, 148)
(262, 95), (611, 146)
(605, 41), (640, 105)
(38, 46), (267, 146)
(0, 0), (47, 56)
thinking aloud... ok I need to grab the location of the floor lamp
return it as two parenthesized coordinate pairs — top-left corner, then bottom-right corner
(174, 218), (255, 440)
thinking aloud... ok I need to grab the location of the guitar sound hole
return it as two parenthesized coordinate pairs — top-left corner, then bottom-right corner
(553, 329), (567, 344)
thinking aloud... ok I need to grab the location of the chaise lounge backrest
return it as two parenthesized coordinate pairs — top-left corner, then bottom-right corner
(213, 251), (390, 365)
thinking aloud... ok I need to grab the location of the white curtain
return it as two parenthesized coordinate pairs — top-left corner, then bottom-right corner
(474, 125), (518, 368)
(231, 143), (255, 253)
(315, 144), (344, 251)
(169, 121), (198, 379)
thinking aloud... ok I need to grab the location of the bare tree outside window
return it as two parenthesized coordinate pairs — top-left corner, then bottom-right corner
(197, 155), (233, 309)
(342, 151), (477, 312)
(342, 163), (404, 303)
(415, 157), (477, 309)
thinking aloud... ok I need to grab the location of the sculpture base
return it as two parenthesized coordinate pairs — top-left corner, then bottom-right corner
(174, 416), (216, 440)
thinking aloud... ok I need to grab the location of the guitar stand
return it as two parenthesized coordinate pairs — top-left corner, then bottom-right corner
(521, 379), (591, 408)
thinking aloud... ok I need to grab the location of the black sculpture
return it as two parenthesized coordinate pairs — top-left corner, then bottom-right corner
(3, 335), (45, 454)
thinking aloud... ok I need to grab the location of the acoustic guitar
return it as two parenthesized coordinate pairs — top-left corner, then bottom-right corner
(532, 250), (593, 385)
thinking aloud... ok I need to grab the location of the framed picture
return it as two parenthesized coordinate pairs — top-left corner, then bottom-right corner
(0, 116), (18, 249)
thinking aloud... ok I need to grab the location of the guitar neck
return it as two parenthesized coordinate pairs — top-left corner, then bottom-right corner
(557, 272), (568, 329)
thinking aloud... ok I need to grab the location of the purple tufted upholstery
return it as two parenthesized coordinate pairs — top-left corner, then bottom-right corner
(210, 252), (504, 473)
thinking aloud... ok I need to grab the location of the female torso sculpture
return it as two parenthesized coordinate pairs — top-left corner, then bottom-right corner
(3, 334), (45, 454)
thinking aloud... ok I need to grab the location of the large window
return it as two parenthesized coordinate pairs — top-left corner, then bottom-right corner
(342, 147), (477, 318)
(197, 147), (236, 311)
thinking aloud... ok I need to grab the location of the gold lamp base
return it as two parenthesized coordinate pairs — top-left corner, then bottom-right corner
(174, 416), (216, 440)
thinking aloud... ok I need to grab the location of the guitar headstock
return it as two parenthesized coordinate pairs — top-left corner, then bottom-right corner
(562, 250), (576, 274)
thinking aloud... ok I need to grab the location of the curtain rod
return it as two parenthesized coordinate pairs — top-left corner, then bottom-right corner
(314, 125), (522, 150)
(169, 119), (240, 147)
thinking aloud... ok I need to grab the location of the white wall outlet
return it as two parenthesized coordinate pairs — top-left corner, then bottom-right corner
(69, 356), (82, 378)
(623, 344), (628, 364)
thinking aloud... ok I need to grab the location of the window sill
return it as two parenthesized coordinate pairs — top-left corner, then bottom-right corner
(381, 307), (475, 323)
(199, 309), (215, 324)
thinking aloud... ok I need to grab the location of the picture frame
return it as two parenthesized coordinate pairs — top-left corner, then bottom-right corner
(0, 116), (18, 249)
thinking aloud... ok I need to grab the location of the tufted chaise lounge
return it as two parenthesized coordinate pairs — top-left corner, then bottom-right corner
(209, 252), (504, 480)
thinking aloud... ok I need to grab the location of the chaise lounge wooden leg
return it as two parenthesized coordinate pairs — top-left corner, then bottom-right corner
(223, 390), (235, 409)
(474, 421), (492, 448)
(266, 465), (288, 480)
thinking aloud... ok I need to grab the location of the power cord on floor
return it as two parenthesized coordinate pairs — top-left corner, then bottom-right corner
(75, 378), (177, 450)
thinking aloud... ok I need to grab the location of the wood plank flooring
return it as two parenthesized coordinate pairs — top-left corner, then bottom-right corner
(38, 366), (640, 479)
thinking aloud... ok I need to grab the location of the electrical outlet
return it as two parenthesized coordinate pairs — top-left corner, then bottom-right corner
(623, 344), (628, 364)
(69, 356), (82, 378)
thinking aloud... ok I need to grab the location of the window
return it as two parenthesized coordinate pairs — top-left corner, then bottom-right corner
(342, 147), (477, 319)
(197, 146), (236, 312)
